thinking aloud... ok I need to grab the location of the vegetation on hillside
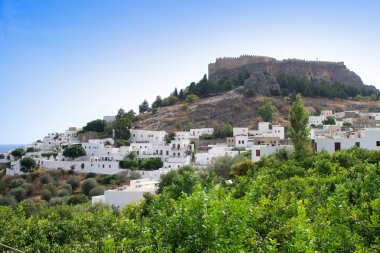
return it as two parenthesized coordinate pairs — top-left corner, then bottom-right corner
(141, 72), (379, 113)
(0, 147), (379, 252)
(1, 95), (380, 251)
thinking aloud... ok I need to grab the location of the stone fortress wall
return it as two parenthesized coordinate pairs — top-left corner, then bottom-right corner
(207, 55), (363, 88)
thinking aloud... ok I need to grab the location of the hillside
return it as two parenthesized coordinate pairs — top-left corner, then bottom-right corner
(134, 89), (380, 131)
(0, 148), (379, 251)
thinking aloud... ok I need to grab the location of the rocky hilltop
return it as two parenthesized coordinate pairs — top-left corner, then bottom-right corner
(134, 89), (380, 131)
(208, 55), (365, 88)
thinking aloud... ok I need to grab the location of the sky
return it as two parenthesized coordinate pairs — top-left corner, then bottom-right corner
(0, 0), (379, 144)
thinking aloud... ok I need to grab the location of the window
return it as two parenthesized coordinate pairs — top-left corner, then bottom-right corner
(377, 141), (380, 146)
(256, 150), (260, 157)
(334, 142), (341, 151)
(355, 142), (360, 147)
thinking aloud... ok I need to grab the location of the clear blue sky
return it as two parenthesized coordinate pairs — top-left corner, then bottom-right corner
(1, 0), (379, 144)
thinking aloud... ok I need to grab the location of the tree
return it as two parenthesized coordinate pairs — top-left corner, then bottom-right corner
(81, 178), (98, 196)
(288, 94), (311, 157)
(139, 99), (150, 113)
(67, 176), (80, 189)
(217, 123), (233, 138)
(178, 89), (185, 100)
(185, 94), (199, 103)
(82, 119), (107, 132)
(20, 157), (36, 172)
(323, 117), (336, 125)
(116, 108), (126, 120)
(258, 98), (276, 122)
(63, 145), (86, 159)
(152, 96), (163, 108)
(11, 148), (26, 159)
(108, 116), (132, 140)
(171, 88), (178, 97)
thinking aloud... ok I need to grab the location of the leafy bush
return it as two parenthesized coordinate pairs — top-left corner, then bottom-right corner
(0, 196), (17, 207)
(89, 186), (105, 197)
(40, 189), (52, 202)
(39, 173), (55, 185)
(62, 184), (73, 194)
(67, 194), (88, 205)
(81, 178), (98, 196)
(9, 187), (28, 202)
(9, 179), (26, 189)
(57, 189), (71, 197)
(86, 172), (97, 179)
(67, 176), (80, 189)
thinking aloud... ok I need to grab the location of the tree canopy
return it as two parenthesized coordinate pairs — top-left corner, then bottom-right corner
(0, 147), (379, 251)
(258, 98), (276, 122)
(82, 119), (107, 132)
(288, 94), (311, 157)
(63, 145), (86, 159)
(20, 157), (36, 172)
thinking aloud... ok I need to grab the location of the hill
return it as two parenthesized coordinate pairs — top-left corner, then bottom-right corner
(134, 89), (380, 131)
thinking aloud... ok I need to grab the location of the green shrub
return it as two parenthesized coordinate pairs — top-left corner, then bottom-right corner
(58, 188), (71, 197)
(67, 194), (88, 205)
(39, 173), (55, 184)
(62, 184), (73, 194)
(9, 187), (28, 202)
(9, 178), (26, 189)
(86, 172), (97, 179)
(81, 178), (98, 196)
(0, 196), (17, 206)
(67, 176), (80, 189)
(40, 189), (52, 202)
(89, 186), (105, 197)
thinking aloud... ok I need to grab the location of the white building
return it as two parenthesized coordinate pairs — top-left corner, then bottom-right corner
(189, 128), (214, 139)
(309, 116), (326, 126)
(252, 145), (293, 162)
(233, 128), (249, 137)
(315, 128), (380, 153)
(235, 135), (249, 148)
(321, 110), (333, 117)
(249, 122), (285, 140)
(195, 146), (239, 166)
(0, 152), (11, 163)
(130, 129), (166, 145)
(175, 131), (193, 140)
(92, 179), (158, 208)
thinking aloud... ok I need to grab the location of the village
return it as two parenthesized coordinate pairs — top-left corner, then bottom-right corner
(1, 109), (380, 208)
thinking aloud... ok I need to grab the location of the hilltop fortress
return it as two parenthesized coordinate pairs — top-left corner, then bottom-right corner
(208, 55), (364, 87)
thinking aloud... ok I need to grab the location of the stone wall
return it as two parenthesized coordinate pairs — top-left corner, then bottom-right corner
(208, 55), (364, 87)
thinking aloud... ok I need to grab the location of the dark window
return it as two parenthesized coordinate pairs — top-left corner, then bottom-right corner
(335, 142), (341, 151)
(355, 142), (360, 147)
(256, 150), (261, 157)
(377, 141), (380, 146)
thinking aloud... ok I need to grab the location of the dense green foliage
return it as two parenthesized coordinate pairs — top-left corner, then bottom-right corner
(289, 94), (311, 157)
(62, 145), (86, 159)
(11, 148), (26, 159)
(0, 147), (379, 252)
(119, 157), (163, 170)
(323, 116), (336, 125)
(19, 157), (37, 172)
(214, 122), (233, 138)
(258, 98), (276, 122)
(82, 119), (107, 132)
(277, 73), (377, 98)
